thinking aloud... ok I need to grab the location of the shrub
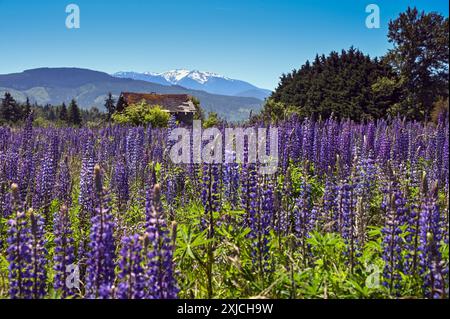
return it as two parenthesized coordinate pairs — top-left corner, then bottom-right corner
(112, 100), (170, 127)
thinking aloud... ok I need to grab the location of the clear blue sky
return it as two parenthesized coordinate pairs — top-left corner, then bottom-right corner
(0, 0), (448, 89)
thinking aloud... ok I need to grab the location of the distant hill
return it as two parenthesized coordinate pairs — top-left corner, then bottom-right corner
(113, 70), (272, 100)
(0, 68), (264, 122)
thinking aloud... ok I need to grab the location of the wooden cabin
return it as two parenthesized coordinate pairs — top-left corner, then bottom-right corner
(117, 92), (197, 124)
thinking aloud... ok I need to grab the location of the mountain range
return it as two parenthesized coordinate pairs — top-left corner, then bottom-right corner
(112, 69), (272, 100)
(113, 70), (272, 100)
(0, 68), (269, 122)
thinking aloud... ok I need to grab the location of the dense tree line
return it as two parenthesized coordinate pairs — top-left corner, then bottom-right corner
(267, 48), (397, 121)
(0, 93), (105, 127)
(261, 7), (449, 122)
(0, 92), (206, 127)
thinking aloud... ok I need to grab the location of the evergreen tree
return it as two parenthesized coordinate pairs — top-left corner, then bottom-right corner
(0, 92), (21, 122)
(104, 92), (116, 120)
(48, 108), (56, 121)
(385, 7), (449, 120)
(68, 99), (82, 126)
(24, 97), (32, 118)
(59, 103), (68, 122)
(267, 48), (395, 121)
(116, 95), (126, 113)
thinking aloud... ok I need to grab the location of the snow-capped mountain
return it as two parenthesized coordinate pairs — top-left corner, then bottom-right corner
(154, 69), (229, 84)
(113, 70), (271, 100)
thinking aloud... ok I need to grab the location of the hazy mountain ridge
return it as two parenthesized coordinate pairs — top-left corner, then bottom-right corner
(0, 68), (264, 122)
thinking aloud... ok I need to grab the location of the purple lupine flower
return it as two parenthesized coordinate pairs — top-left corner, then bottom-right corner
(241, 162), (257, 229)
(429, 259), (446, 299)
(79, 134), (95, 220)
(126, 128), (144, 180)
(419, 181), (445, 298)
(55, 156), (72, 206)
(250, 179), (273, 273)
(145, 184), (178, 299)
(302, 118), (315, 163)
(33, 140), (57, 218)
(4, 147), (19, 183)
(293, 179), (315, 264)
(377, 127), (391, 164)
(354, 154), (377, 199)
(165, 172), (176, 213)
(86, 165), (116, 299)
(17, 113), (34, 203)
(223, 150), (240, 209)
(53, 205), (76, 297)
(77, 134), (96, 281)
(340, 180), (357, 270)
(201, 163), (221, 232)
(381, 190), (407, 294)
(294, 180), (315, 237)
(116, 234), (145, 299)
(113, 158), (129, 210)
(28, 209), (47, 298)
(7, 184), (31, 299)
(0, 171), (13, 221)
(404, 199), (420, 275)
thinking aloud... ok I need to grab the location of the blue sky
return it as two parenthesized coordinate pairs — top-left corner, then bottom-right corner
(0, 0), (448, 89)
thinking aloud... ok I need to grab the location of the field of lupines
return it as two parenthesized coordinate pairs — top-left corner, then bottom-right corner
(0, 114), (448, 299)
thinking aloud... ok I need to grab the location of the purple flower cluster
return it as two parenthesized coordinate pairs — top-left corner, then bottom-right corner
(419, 181), (446, 298)
(7, 184), (47, 299)
(53, 205), (76, 297)
(381, 189), (407, 293)
(85, 165), (116, 299)
(7, 197), (31, 298)
(145, 184), (178, 299)
(113, 158), (129, 210)
(116, 234), (145, 299)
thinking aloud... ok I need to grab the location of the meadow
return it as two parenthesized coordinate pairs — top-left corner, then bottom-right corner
(0, 114), (448, 299)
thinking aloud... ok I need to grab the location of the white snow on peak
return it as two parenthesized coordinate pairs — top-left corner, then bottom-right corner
(161, 69), (190, 83)
(143, 69), (230, 84)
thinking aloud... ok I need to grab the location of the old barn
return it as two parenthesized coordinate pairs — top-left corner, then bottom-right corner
(117, 92), (197, 124)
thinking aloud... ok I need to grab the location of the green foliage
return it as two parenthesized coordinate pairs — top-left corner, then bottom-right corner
(203, 112), (222, 128)
(256, 99), (300, 123)
(112, 100), (170, 127)
(266, 48), (396, 121)
(385, 7), (449, 120)
(33, 116), (55, 128)
(262, 7), (449, 123)
(431, 97), (449, 123)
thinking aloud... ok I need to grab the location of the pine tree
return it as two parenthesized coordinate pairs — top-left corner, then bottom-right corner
(104, 92), (116, 120)
(115, 95), (126, 113)
(68, 99), (82, 126)
(48, 108), (57, 121)
(59, 103), (68, 122)
(0, 92), (21, 122)
(24, 97), (32, 118)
